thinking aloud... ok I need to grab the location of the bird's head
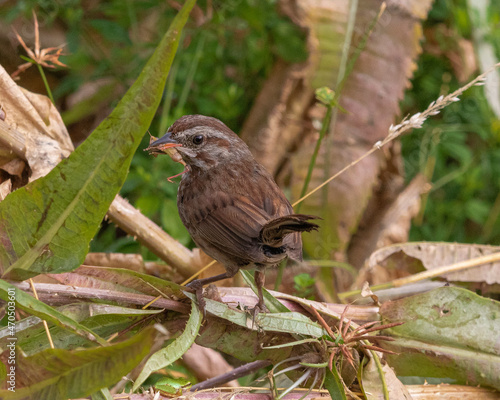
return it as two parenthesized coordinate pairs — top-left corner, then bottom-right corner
(147, 115), (253, 169)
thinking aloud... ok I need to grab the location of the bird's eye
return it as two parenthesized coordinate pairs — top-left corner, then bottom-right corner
(192, 135), (204, 145)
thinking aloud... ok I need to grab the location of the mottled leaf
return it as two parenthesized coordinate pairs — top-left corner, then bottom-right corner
(379, 286), (500, 390)
(360, 356), (412, 400)
(0, 303), (160, 355)
(204, 297), (326, 337)
(48, 265), (184, 297)
(0, 280), (106, 345)
(0, 326), (158, 399)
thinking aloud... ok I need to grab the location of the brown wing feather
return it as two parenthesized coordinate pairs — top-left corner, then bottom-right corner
(180, 190), (272, 267)
(178, 162), (306, 268)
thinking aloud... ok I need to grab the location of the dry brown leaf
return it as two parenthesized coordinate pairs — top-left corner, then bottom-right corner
(0, 157), (25, 177)
(0, 180), (11, 201)
(366, 242), (500, 284)
(240, 59), (314, 174)
(351, 174), (429, 286)
(289, 0), (433, 281)
(0, 64), (73, 182)
(360, 281), (380, 306)
(362, 356), (413, 400)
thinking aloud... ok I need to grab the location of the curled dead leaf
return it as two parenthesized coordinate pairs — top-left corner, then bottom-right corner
(367, 242), (500, 285)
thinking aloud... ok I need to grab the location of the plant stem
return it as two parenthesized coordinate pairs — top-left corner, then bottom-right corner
(36, 62), (55, 104)
(188, 360), (271, 391)
(293, 3), (386, 210)
(296, 106), (333, 213)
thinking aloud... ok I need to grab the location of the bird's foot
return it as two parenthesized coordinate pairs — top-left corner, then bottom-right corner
(185, 280), (206, 316)
(248, 299), (268, 330)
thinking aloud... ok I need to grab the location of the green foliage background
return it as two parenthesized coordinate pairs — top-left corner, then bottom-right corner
(1, 0), (499, 257)
(401, 0), (500, 244)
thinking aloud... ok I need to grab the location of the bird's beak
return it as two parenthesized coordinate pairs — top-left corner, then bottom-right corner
(145, 131), (182, 155)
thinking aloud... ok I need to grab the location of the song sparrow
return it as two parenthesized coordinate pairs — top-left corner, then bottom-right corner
(147, 115), (319, 313)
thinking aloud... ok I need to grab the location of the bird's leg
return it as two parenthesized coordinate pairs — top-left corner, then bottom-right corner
(254, 267), (267, 312)
(185, 271), (237, 315)
(250, 266), (268, 327)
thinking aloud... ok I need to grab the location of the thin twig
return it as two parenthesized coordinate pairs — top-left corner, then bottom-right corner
(390, 252), (500, 288)
(347, 335), (395, 343)
(189, 360), (271, 391)
(13, 281), (190, 313)
(356, 321), (404, 334)
(349, 320), (379, 336)
(29, 278), (54, 349)
(181, 259), (217, 285)
(363, 345), (397, 355)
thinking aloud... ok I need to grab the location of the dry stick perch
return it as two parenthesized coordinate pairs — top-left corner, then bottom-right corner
(11, 281), (190, 313)
(107, 195), (197, 277)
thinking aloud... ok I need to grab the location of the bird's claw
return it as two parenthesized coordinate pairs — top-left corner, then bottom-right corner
(248, 300), (268, 330)
(185, 280), (206, 316)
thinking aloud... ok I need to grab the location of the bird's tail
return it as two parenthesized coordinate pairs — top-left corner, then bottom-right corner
(259, 214), (319, 247)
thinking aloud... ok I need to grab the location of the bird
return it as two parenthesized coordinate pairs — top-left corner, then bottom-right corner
(146, 115), (319, 314)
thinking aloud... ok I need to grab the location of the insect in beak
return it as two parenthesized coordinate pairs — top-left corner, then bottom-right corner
(145, 131), (182, 155)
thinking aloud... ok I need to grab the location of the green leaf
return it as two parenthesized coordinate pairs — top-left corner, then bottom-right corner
(133, 301), (202, 391)
(202, 296), (326, 337)
(324, 367), (347, 400)
(0, 280), (106, 345)
(0, 326), (158, 400)
(0, 0), (197, 280)
(240, 270), (290, 313)
(154, 376), (191, 395)
(380, 286), (500, 390)
(0, 303), (160, 355)
(90, 388), (113, 400)
(256, 313), (326, 337)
